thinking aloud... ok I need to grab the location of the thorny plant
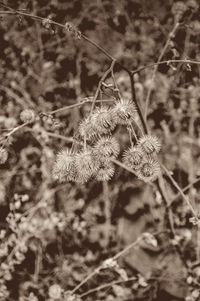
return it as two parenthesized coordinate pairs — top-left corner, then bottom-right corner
(0, 1), (200, 300)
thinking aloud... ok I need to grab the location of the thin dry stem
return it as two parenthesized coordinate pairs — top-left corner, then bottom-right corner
(80, 276), (137, 297)
(71, 267), (101, 295)
(0, 9), (115, 62)
(0, 85), (31, 108)
(131, 59), (200, 75)
(103, 181), (111, 246)
(161, 163), (197, 218)
(157, 175), (175, 237)
(71, 234), (144, 294)
(1, 123), (29, 148)
(49, 98), (114, 115)
(44, 132), (74, 143)
(144, 22), (180, 120)
(197, 222), (200, 262)
(90, 60), (116, 113)
(167, 177), (200, 208)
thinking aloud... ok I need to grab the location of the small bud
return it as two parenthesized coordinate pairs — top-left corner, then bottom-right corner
(65, 22), (74, 32)
(103, 258), (118, 268)
(48, 284), (62, 299)
(42, 18), (51, 29)
(0, 148), (8, 164)
(186, 0), (199, 11)
(20, 109), (35, 123)
(14, 200), (21, 210)
(138, 275), (148, 287)
(65, 22), (81, 40)
(171, 1), (187, 20)
(189, 20), (200, 35)
(189, 217), (200, 225)
(64, 291), (82, 301)
(142, 232), (158, 248)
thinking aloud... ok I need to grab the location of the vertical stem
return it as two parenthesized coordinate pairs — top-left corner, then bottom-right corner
(144, 22), (179, 121)
(90, 60), (115, 113)
(128, 72), (148, 134)
(103, 180), (111, 246)
(161, 163), (197, 218)
(111, 66), (121, 100)
(197, 221), (200, 262)
(84, 135), (87, 150)
(129, 123), (138, 142)
(34, 243), (42, 283)
(157, 176), (175, 237)
(127, 125), (134, 146)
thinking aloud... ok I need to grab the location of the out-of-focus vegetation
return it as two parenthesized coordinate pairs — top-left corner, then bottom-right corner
(0, 0), (200, 300)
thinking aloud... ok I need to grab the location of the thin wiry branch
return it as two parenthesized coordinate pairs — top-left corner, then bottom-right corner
(0, 9), (114, 61)
(161, 163), (197, 219)
(131, 59), (200, 75)
(49, 98), (114, 115)
(71, 234), (145, 294)
(80, 276), (137, 298)
(90, 60), (116, 113)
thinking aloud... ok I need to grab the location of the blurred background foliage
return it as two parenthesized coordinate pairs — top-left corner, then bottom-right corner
(0, 0), (200, 300)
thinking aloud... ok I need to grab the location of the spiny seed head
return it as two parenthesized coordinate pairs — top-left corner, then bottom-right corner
(96, 162), (115, 181)
(112, 99), (137, 125)
(20, 109), (36, 123)
(79, 107), (116, 140)
(52, 149), (76, 182)
(137, 158), (160, 182)
(138, 135), (161, 154)
(75, 150), (99, 183)
(93, 136), (120, 160)
(79, 116), (97, 139)
(0, 148), (8, 165)
(91, 107), (116, 133)
(123, 146), (144, 170)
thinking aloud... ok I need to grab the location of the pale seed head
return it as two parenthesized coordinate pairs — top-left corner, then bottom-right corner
(79, 107), (116, 140)
(0, 148), (8, 165)
(93, 136), (120, 160)
(112, 99), (137, 125)
(123, 146), (144, 170)
(74, 150), (99, 183)
(137, 158), (160, 182)
(20, 109), (36, 123)
(96, 162), (115, 181)
(138, 135), (161, 155)
(52, 149), (76, 182)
